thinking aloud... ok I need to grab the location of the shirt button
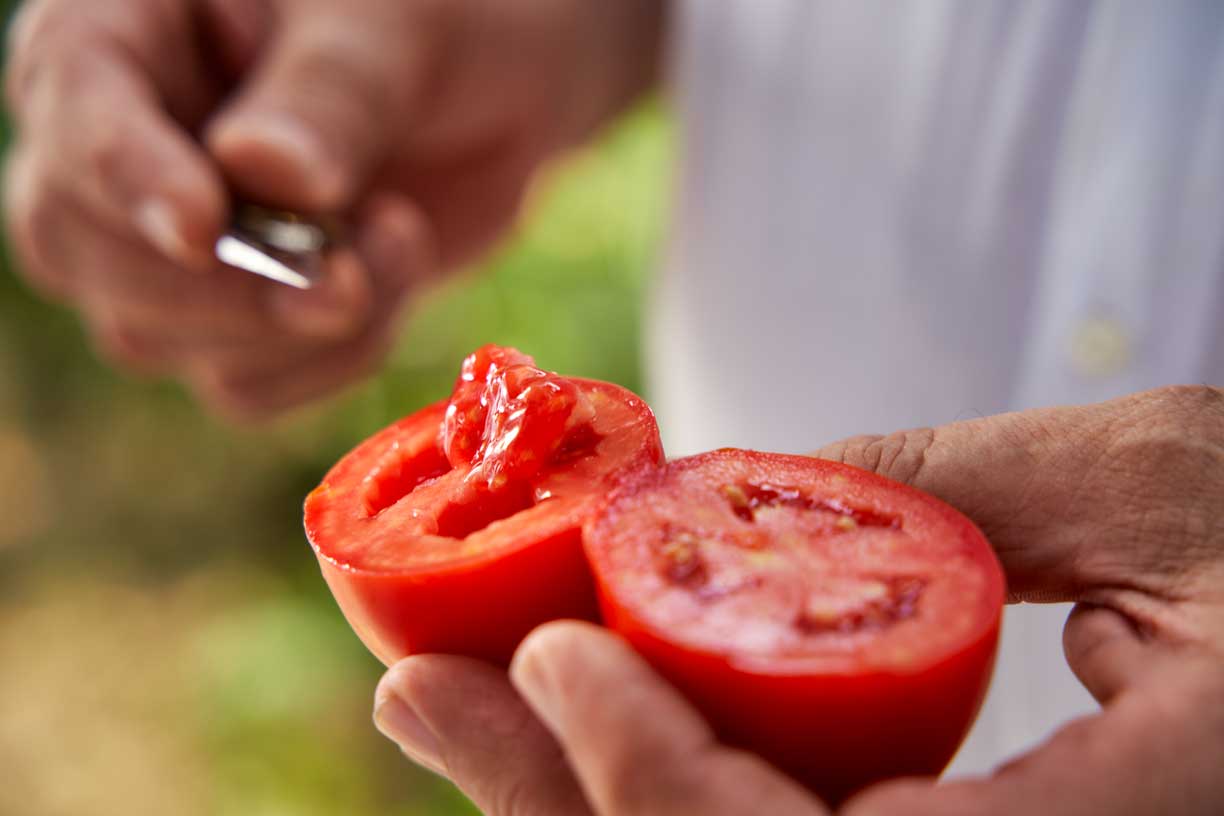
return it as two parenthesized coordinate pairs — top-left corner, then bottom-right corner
(1068, 316), (1133, 378)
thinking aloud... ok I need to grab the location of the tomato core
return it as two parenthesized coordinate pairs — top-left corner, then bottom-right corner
(441, 345), (596, 491)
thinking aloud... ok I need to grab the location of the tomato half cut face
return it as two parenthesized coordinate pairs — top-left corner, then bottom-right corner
(305, 356), (663, 667)
(583, 449), (1005, 803)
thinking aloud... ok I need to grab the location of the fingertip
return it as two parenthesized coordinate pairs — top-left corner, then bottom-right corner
(267, 250), (373, 339)
(1063, 603), (1146, 703)
(207, 111), (350, 211)
(376, 656), (425, 707)
(129, 137), (229, 269)
(2, 148), (61, 291)
(510, 621), (626, 731)
(89, 320), (170, 377)
(512, 621), (607, 681)
(134, 199), (208, 269)
(372, 658), (447, 774)
(356, 192), (440, 298)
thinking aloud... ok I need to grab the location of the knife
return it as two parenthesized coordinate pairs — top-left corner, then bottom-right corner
(215, 204), (337, 290)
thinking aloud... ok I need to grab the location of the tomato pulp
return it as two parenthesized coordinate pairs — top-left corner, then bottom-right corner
(305, 347), (664, 666)
(583, 449), (1005, 803)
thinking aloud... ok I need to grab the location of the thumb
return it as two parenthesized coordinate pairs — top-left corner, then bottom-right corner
(206, 0), (436, 211)
(511, 622), (827, 816)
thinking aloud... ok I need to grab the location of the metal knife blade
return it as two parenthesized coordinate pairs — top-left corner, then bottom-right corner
(215, 204), (336, 290)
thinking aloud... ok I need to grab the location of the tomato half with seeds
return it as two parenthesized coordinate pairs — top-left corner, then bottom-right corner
(583, 449), (1004, 803)
(305, 348), (663, 667)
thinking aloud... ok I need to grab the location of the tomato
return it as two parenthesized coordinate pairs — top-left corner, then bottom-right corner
(305, 348), (664, 666)
(583, 449), (1004, 803)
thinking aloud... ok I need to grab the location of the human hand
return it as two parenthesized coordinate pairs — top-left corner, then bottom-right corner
(372, 385), (1224, 815)
(4, 0), (662, 419)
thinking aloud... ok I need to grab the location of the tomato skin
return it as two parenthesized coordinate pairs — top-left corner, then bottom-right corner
(602, 598), (999, 803)
(306, 379), (663, 668)
(318, 523), (599, 666)
(584, 449), (1004, 803)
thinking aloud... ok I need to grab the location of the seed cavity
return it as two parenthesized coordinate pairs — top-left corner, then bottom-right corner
(794, 575), (926, 635)
(361, 442), (451, 518)
(550, 423), (602, 466)
(657, 525), (708, 587)
(720, 482), (900, 529)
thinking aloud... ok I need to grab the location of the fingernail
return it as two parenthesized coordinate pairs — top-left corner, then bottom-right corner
(509, 635), (562, 731)
(136, 199), (194, 265)
(374, 688), (445, 774)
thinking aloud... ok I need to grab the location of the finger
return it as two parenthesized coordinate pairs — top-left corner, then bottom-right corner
(190, 199), (436, 420)
(511, 622), (827, 816)
(6, 0), (249, 124)
(207, 0), (437, 211)
(11, 181), (369, 346)
(386, 139), (539, 268)
(1062, 603), (1152, 704)
(3, 146), (76, 300)
(187, 278), (392, 421)
(350, 191), (442, 300)
(264, 192), (436, 338)
(10, 6), (229, 266)
(375, 655), (593, 816)
(811, 388), (1221, 604)
(844, 669), (1224, 816)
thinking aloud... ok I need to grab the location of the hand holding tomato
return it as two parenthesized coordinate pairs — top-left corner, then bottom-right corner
(4, 0), (662, 419)
(374, 386), (1224, 815)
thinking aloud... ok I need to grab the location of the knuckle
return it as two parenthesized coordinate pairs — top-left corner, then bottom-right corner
(190, 366), (268, 423)
(488, 775), (537, 816)
(5, 1), (91, 114)
(298, 45), (391, 132)
(1107, 386), (1224, 477)
(1086, 389), (1224, 588)
(90, 320), (157, 371)
(285, 2), (442, 128)
(818, 434), (884, 470)
(836, 429), (937, 486)
(81, 118), (130, 183)
(4, 161), (71, 297)
(836, 434), (888, 472)
(1146, 384), (1224, 426)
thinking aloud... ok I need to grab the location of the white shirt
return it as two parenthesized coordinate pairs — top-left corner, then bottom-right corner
(648, 0), (1224, 776)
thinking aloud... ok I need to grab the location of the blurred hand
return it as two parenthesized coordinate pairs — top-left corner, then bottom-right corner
(373, 385), (1224, 815)
(4, 0), (662, 419)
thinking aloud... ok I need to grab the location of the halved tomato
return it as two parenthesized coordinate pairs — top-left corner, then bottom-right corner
(305, 348), (663, 666)
(583, 449), (1004, 803)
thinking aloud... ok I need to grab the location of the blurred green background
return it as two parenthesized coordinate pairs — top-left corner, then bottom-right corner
(0, 2), (671, 811)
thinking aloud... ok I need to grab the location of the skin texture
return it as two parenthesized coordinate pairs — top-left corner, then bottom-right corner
(375, 385), (1224, 815)
(3, 0), (662, 420)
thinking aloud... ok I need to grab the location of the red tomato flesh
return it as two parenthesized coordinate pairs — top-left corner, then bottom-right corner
(305, 349), (663, 667)
(583, 449), (1004, 803)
